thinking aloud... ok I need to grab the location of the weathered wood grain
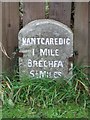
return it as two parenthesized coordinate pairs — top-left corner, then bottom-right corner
(49, 2), (72, 27)
(23, 2), (45, 26)
(2, 2), (19, 72)
(88, 2), (90, 74)
(74, 3), (88, 66)
(0, 2), (2, 76)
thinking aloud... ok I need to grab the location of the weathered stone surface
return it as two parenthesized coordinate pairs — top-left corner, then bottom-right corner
(18, 19), (73, 78)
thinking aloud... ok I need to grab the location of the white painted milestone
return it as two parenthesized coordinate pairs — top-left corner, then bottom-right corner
(18, 19), (73, 78)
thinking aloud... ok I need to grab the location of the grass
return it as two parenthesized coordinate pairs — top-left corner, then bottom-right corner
(1, 64), (90, 118)
(2, 103), (88, 118)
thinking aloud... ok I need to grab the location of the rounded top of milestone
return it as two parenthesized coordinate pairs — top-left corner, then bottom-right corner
(18, 19), (73, 38)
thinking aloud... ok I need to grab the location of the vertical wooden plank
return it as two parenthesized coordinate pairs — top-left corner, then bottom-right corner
(0, 2), (2, 76)
(23, 2), (45, 26)
(88, 2), (90, 74)
(2, 2), (19, 72)
(0, 2), (2, 115)
(74, 3), (88, 66)
(49, 2), (72, 27)
(0, 2), (2, 109)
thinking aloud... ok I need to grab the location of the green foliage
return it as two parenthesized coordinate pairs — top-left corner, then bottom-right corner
(1, 64), (90, 118)
(1, 65), (90, 106)
(2, 103), (88, 118)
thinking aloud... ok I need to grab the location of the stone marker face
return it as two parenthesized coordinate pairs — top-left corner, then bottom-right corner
(18, 19), (73, 78)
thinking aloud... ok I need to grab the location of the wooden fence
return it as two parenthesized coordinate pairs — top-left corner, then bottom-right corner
(0, 2), (2, 76)
(1, 2), (89, 74)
